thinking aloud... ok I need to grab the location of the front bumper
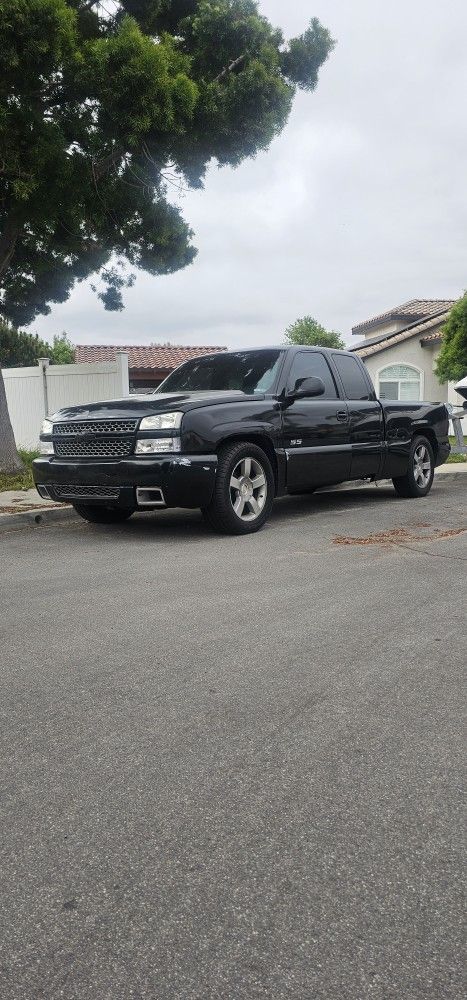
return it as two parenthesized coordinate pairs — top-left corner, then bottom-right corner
(436, 442), (451, 467)
(32, 454), (218, 509)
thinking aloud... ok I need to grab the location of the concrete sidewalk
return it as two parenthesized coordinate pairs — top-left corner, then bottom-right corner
(0, 489), (73, 531)
(0, 488), (65, 514)
(435, 461), (467, 473)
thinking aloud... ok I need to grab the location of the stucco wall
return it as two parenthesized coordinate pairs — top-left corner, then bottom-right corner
(362, 338), (447, 403)
(355, 319), (408, 342)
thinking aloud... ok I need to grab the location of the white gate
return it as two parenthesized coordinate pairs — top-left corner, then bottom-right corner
(3, 353), (129, 450)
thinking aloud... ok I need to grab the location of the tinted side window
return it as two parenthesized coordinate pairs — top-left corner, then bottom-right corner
(288, 353), (338, 399)
(332, 355), (370, 400)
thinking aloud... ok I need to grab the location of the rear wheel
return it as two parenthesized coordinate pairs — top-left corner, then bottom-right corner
(392, 436), (435, 498)
(202, 442), (274, 535)
(72, 503), (135, 524)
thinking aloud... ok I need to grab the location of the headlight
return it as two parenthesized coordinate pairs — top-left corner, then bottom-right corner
(40, 418), (54, 453)
(139, 412), (182, 431)
(135, 437), (181, 454)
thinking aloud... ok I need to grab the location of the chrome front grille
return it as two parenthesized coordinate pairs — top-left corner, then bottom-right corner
(53, 485), (121, 500)
(53, 420), (137, 435)
(52, 418), (137, 459)
(54, 438), (133, 459)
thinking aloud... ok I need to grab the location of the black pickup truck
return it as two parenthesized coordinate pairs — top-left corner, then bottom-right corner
(33, 347), (450, 534)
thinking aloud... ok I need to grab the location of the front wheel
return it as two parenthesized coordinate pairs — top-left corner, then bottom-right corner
(392, 436), (435, 498)
(72, 503), (135, 524)
(202, 442), (274, 535)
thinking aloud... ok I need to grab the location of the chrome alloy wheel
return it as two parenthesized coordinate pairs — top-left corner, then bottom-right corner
(229, 456), (268, 522)
(413, 443), (432, 488)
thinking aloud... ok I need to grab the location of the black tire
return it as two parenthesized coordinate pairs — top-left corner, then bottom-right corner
(392, 435), (435, 498)
(202, 441), (275, 535)
(72, 503), (135, 524)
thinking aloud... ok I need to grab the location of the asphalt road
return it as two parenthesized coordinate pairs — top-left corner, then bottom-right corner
(1, 480), (465, 1000)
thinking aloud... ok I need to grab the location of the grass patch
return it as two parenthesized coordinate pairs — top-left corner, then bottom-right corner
(447, 435), (467, 463)
(0, 449), (40, 493)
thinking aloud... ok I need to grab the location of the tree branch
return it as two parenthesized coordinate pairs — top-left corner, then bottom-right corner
(80, 0), (106, 11)
(91, 145), (124, 183)
(79, 0), (120, 14)
(0, 215), (21, 280)
(214, 54), (247, 83)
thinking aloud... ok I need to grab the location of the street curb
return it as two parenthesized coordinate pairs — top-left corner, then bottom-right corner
(318, 466), (467, 494)
(435, 470), (467, 480)
(0, 505), (78, 534)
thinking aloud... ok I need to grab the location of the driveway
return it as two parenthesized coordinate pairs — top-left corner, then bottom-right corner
(1, 481), (465, 999)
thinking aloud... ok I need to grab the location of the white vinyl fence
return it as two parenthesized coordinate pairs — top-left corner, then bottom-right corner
(4, 353), (129, 449)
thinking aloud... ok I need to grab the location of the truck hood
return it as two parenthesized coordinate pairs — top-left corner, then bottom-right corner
(51, 391), (264, 422)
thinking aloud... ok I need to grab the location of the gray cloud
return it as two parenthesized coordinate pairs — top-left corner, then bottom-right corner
(32, 0), (467, 349)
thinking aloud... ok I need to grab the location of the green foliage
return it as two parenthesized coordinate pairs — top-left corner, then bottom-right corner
(0, 322), (50, 366)
(0, 321), (75, 366)
(49, 331), (75, 364)
(285, 316), (345, 350)
(0, 448), (39, 493)
(435, 295), (467, 384)
(0, 0), (334, 325)
(280, 18), (335, 92)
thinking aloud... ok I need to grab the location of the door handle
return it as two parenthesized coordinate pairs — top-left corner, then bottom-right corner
(336, 410), (348, 422)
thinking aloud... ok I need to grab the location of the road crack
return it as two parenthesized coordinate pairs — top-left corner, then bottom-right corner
(333, 526), (466, 548)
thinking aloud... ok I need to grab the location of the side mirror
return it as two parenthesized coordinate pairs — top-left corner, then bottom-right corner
(290, 376), (326, 399)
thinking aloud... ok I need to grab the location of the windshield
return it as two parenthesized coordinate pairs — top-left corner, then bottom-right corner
(157, 350), (283, 395)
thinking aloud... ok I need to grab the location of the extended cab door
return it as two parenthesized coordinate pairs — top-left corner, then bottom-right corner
(281, 351), (351, 490)
(330, 353), (384, 479)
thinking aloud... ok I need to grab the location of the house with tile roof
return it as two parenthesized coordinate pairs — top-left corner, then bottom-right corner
(75, 344), (227, 393)
(349, 299), (463, 407)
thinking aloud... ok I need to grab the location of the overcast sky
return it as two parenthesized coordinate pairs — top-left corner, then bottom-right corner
(33, 0), (467, 349)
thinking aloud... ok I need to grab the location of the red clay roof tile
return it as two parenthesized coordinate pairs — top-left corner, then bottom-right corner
(352, 299), (455, 336)
(75, 344), (227, 371)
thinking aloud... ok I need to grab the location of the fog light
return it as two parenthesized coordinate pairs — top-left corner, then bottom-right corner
(39, 440), (54, 455)
(135, 437), (181, 454)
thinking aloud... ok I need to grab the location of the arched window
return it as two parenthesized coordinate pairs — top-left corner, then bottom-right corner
(378, 364), (422, 401)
